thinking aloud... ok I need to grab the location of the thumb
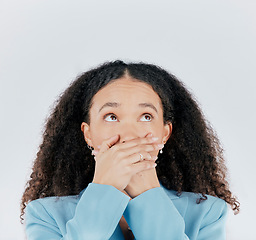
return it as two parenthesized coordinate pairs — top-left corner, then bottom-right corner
(99, 135), (120, 153)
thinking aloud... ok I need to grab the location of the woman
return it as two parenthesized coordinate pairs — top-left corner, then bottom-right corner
(21, 60), (239, 240)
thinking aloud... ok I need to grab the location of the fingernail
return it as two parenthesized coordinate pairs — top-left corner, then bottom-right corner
(112, 135), (119, 140)
(152, 137), (159, 142)
(158, 144), (164, 148)
(152, 156), (158, 161)
(154, 163), (157, 167)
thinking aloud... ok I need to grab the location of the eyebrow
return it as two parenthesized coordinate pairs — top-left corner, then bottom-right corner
(99, 102), (120, 112)
(138, 103), (158, 113)
(98, 102), (158, 113)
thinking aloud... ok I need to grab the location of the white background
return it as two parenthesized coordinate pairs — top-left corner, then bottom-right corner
(0, 0), (255, 239)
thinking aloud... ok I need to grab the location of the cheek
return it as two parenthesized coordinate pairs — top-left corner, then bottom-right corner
(90, 126), (118, 148)
(150, 122), (165, 138)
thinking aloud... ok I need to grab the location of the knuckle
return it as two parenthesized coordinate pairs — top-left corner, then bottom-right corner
(112, 147), (122, 157)
(117, 149), (126, 158)
(141, 151), (150, 159)
(125, 165), (132, 173)
(152, 144), (158, 151)
(143, 162), (149, 168)
(143, 145), (153, 152)
(110, 144), (118, 152)
(124, 158), (131, 166)
(139, 145), (148, 151)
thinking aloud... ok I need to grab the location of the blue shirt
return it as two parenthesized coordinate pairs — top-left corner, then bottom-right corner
(25, 182), (227, 240)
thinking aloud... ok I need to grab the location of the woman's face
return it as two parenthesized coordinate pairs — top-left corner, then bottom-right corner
(81, 77), (172, 154)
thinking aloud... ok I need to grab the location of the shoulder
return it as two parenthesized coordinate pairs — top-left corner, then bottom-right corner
(160, 183), (227, 219)
(181, 191), (227, 213)
(27, 194), (79, 208)
(26, 194), (80, 221)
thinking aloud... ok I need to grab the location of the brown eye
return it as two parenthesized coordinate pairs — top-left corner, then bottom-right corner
(104, 114), (118, 122)
(140, 113), (153, 122)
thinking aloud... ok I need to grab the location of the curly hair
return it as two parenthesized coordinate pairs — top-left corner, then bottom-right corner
(20, 60), (240, 222)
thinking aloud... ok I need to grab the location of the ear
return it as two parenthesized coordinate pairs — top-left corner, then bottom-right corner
(81, 122), (93, 147)
(162, 122), (172, 144)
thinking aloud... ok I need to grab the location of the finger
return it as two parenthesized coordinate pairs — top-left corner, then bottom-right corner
(98, 135), (120, 153)
(119, 143), (164, 158)
(118, 135), (160, 150)
(131, 160), (157, 174)
(124, 151), (157, 165)
(94, 144), (161, 158)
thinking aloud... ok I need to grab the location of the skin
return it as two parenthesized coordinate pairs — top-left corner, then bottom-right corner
(81, 76), (172, 198)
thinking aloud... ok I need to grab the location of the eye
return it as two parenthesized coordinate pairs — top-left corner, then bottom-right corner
(104, 113), (118, 122)
(140, 113), (153, 122)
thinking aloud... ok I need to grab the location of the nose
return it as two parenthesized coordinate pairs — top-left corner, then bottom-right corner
(118, 123), (147, 143)
(119, 131), (140, 143)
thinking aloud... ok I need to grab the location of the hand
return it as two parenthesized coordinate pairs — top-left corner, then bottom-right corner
(125, 134), (161, 198)
(125, 168), (160, 198)
(92, 135), (162, 192)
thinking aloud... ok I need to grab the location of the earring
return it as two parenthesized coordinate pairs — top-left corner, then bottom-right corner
(87, 144), (95, 156)
(87, 144), (93, 150)
(160, 142), (165, 154)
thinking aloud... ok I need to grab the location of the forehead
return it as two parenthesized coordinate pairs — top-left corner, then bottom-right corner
(90, 77), (163, 108)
